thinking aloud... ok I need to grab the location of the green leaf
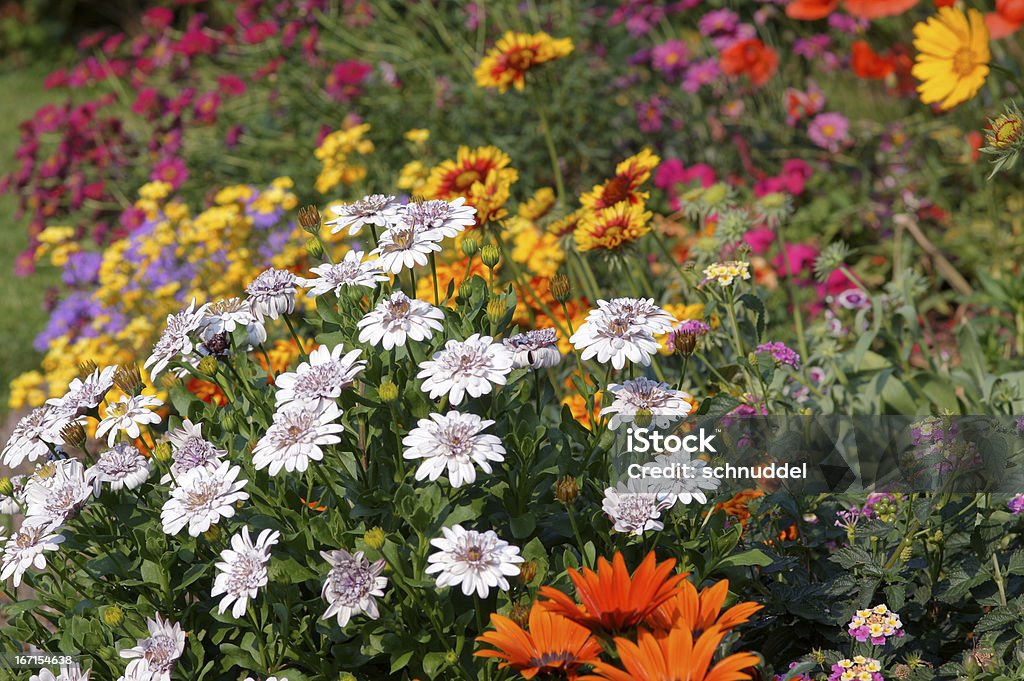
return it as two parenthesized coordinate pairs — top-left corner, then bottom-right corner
(718, 549), (772, 569)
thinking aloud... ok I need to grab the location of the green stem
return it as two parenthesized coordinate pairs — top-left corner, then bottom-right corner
(282, 315), (309, 362)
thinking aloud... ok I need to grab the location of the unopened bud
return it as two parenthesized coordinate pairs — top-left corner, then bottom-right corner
(900, 545), (913, 562)
(298, 205), (322, 233)
(60, 421), (88, 449)
(633, 407), (653, 429)
(377, 379), (399, 402)
(461, 237), (479, 258)
(152, 441), (173, 463)
(458, 278), (476, 301)
(114, 362), (143, 396)
(554, 475), (579, 504)
(549, 273), (571, 303)
(508, 602), (530, 629)
(480, 244), (501, 268)
(202, 524), (221, 542)
(363, 526), (386, 550)
(36, 462), (57, 480)
(518, 560), (537, 584)
(486, 297), (507, 325)
(197, 355), (220, 376)
(306, 236), (324, 259)
(102, 605), (125, 627)
(0, 477), (13, 497)
(160, 373), (182, 390)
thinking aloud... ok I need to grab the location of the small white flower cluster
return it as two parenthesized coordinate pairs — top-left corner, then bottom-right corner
(570, 297), (676, 370)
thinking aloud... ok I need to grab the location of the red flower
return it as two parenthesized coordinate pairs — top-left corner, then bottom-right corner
(987, 0), (1024, 38)
(851, 41), (895, 80)
(720, 39), (778, 87)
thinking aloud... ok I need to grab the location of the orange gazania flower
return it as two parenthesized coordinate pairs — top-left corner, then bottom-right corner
(645, 579), (763, 634)
(851, 41), (896, 80)
(581, 625), (761, 681)
(719, 39), (779, 88)
(187, 378), (227, 406)
(539, 552), (686, 634)
(786, 0), (917, 20)
(713, 489), (766, 529)
(475, 603), (603, 679)
(580, 149), (660, 211)
(474, 31), (574, 92)
(422, 145), (514, 202)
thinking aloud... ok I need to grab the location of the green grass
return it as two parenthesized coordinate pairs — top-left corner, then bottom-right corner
(0, 60), (64, 414)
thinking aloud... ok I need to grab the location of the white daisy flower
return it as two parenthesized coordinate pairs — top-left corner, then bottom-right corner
(24, 459), (92, 524)
(326, 194), (401, 235)
(602, 480), (675, 536)
(589, 298), (677, 335)
(119, 614), (185, 681)
(199, 297), (267, 347)
(144, 299), (209, 379)
(570, 315), (660, 370)
(0, 474), (27, 515)
(212, 526), (280, 618)
(298, 250), (388, 297)
(95, 394), (163, 447)
(246, 268), (298, 321)
(2, 407), (52, 468)
(86, 442), (151, 495)
(647, 452), (720, 505)
(274, 345), (365, 410)
(164, 419), (227, 484)
(401, 196), (477, 238)
(29, 663), (90, 681)
(0, 518), (65, 587)
(417, 334), (514, 406)
(320, 549), (388, 627)
(42, 366), (116, 443)
(252, 403), (344, 476)
(357, 291), (444, 350)
(160, 461), (249, 537)
(503, 328), (562, 369)
(402, 411), (505, 487)
(371, 223), (443, 274)
(425, 525), (523, 598)
(600, 378), (693, 430)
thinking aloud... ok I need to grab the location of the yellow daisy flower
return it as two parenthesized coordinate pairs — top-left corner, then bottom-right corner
(912, 7), (990, 110)
(574, 202), (652, 253)
(474, 31), (574, 93)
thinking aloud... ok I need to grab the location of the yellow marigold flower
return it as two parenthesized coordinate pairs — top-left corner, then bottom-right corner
(37, 225), (75, 245)
(404, 128), (430, 144)
(580, 149), (660, 211)
(422, 145), (513, 201)
(8, 370), (48, 409)
(215, 185), (255, 205)
(315, 123), (374, 194)
(397, 160), (429, 192)
(474, 31), (574, 92)
(50, 242), (81, 267)
(271, 176), (294, 189)
(467, 168), (518, 226)
(574, 202), (652, 253)
(138, 181), (173, 202)
(912, 7), (990, 110)
(518, 187), (556, 220)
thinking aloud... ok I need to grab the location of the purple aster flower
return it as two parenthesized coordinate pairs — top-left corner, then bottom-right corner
(62, 251), (103, 287)
(808, 112), (851, 153)
(651, 39), (689, 79)
(756, 341), (800, 368)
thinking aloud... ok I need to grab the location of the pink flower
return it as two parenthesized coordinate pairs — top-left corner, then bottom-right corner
(151, 157), (188, 189)
(131, 88), (162, 119)
(243, 21), (278, 44)
(325, 60), (373, 102)
(193, 92), (221, 125)
(143, 7), (175, 31)
(773, 243), (819, 281)
(176, 29), (218, 56)
(651, 39), (689, 79)
(808, 112), (851, 152)
(218, 75), (247, 97)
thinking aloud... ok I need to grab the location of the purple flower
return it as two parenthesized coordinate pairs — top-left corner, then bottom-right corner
(808, 112), (850, 153)
(1015, 416), (1024, 435)
(635, 96), (663, 133)
(828, 13), (868, 34)
(1010, 494), (1024, 515)
(651, 40), (689, 79)
(698, 9), (739, 36)
(756, 341), (800, 369)
(682, 58), (720, 93)
(62, 251), (103, 287)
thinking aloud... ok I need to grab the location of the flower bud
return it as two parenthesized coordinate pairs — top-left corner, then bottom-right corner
(633, 407), (653, 429)
(298, 205), (322, 234)
(202, 525), (221, 542)
(461, 237), (479, 258)
(363, 526), (386, 550)
(338, 673), (357, 681)
(102, 605), (125, 627)
(306, 236), (324, 259)
(549, 273), (571, 303)
(480, 244), (501, 268)
(458, 278), (476, 301)
(152, 441), (173, 463)
(114, 362), (143, 396)
(508, 602), (530, 629)
(900, 545), (913, 562)
(377, 379), (399, 403)
(36, 462), (57, 480)
(197, 355), (220, 376)
(0, 477), (13, 498)
(486, 297), (507, 325)
(160, 373), (182, 390)
(554, 475), (579, 505)
(60, 422), (88, 450)
(518, 560), (537, 584)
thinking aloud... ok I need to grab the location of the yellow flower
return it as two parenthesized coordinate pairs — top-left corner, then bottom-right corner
(404, 128), (430, 144)
(422, 146), (513, 201)
(579, 149), (660, 211)
(467, 168), (518, 226)
(504, 217), (565, 278)
(314, 123), (374, 194)
(474, 31), (574, 92)
(518, 187), (556, 221)
(397, 160), (430, 192)
(574, 202), (652, 253)
(138, 181), (173, 202)
(37, 225), (75, 245)
(912, 7), (990, 110)
(8, 371), (47, 409)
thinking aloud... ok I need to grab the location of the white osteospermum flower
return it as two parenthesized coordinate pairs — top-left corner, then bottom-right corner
(357, 291), (444, 350)
(320, 549), (388, 627)
(503, 328), (562, 369)
(425, 525), (523, 598)
(212, 526), (280, 618)
(95, 394), (163, 447)
(0, 518), (65, 587)
(42, 366), (116, 443)
(274, 345), (364, 410)
(86, 442), (151, 495)
(24, 459), (92, 524)
(600, 378), (693, 430)
(144, 299), (208, 379)
(371, 223), (443, 274)
(165, 419), (227, 483)
(160, 461), (249, 537)
(401, 196), (477, 238)
(403, 411), (505, 487)
(417, 334), (514, 406)
(246, 267), (298, 321)
(647, 452), (720, 505)
(299, 250), (388, 297)
(570, 314), (660, 370)
(602, 480), (675, 536)
(2, 407), (52, 468)
(252, 404), (344, 476)
(119, 614), (186, 681)
(591, 298), (677, 335)
(199, 297), (267, 347)
(327, 194), (401, 235)
(29, 663), (90, 681)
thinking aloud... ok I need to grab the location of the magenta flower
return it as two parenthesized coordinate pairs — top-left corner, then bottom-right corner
(151, 157), (188, 190)
(651, 39), (689, 79)
(682, 58), (720, 93)
(325, 60), (373, 102)
(635, 96), (663, 133)
(1010, 494), (1024, 515)
(808, 112), (851, 152)
(756, 342), (801, 369)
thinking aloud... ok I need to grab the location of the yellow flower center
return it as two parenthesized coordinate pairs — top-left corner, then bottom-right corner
(454, 170), (482, 190)
(952, 47), (978, 77)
